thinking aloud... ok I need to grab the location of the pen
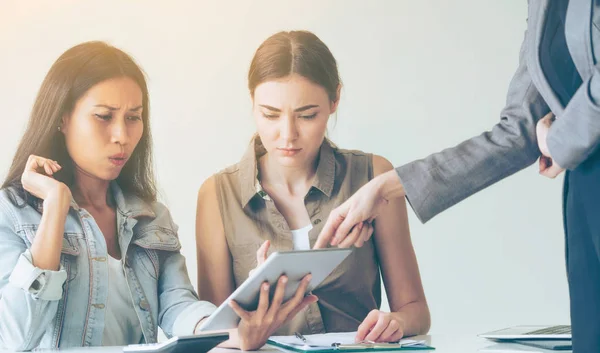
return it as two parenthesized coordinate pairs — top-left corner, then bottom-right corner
(295, 332), (308, 345)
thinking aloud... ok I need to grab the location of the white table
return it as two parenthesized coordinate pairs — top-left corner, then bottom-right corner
(1, 334), (569, 353)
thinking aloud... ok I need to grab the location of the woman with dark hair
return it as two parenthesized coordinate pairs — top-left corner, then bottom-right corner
(196, 31), (430, 346)
(0, 41), (307, 351)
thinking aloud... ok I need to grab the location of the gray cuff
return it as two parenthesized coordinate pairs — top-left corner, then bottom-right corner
(547, 77), (600, 170)
(395, 164), (432, 224)
(8, 250), (67, 301)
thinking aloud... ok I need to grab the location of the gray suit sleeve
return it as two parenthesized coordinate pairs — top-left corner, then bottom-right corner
(547, 69), (600, 170)
(396, 31), (549, 223)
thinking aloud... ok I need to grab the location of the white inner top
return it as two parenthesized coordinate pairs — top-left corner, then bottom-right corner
(291, 224), (313, 250)
(102, 255), (143, 346)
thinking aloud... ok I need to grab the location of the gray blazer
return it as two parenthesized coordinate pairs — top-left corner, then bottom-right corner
(397, 0), (600, 223)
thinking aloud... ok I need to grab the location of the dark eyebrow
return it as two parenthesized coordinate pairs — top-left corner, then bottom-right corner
(259, 104), (281, 112)
(258, 104), (319, 112)
(94, 104), (119, 110)
(294, 104), (319, 112)
(94, 104), (143, 112)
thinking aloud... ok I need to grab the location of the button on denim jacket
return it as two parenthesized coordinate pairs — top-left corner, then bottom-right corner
(0, 182), (215, 350)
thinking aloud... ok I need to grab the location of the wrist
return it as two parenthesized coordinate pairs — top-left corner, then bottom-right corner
(193, 317), (213, 335)
(539, 137), (551, 157)
(374, 170), (405, 201)
(388, 311), (408, 334)
(236, 328), (265, 351)
(43, 185), (71, 214)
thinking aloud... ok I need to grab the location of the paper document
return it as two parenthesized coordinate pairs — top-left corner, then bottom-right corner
(269, 332), (427, 350)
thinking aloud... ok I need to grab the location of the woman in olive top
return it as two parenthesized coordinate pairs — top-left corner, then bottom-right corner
(196, 31), (430, 344)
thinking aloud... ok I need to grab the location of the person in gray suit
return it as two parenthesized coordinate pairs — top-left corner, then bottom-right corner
(315, 1), (600, 351)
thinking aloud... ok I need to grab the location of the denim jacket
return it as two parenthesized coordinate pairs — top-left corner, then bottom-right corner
(0, 183), (215, 350)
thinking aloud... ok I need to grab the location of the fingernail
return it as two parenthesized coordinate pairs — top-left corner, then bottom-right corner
(281, 276), (288, 284)
(306, 274), (313, 281)
(263, 283), (269, 291)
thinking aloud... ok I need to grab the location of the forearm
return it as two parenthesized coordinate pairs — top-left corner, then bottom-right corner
(373, 170), (405, 201)
(394, 25), (548, 223)
(160, 252), (217, 337)
(30, 199), (69, 271)
(0, 229), (66, 350)
(0, 284), (61, 351)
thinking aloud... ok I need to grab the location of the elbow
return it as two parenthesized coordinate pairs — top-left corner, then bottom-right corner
(0, 311), (45, 352)
(6, 344), (36, 352)
(0, 334), (39, 352)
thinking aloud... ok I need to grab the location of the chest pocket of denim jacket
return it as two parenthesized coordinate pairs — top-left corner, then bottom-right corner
(130, 225), (181, 280)
(20, 224), (82, 282)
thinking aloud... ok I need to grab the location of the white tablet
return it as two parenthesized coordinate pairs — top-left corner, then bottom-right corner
(198, 248), (353, 331)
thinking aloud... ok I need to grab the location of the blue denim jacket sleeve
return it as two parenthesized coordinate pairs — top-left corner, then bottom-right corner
(152, 204), (216, 337)
(157, 250), (216, 337)
(0, 196), (67, 351)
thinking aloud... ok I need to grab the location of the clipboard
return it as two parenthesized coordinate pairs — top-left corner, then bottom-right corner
(267, 332), (434, 352)
(266, 341), (435, 352)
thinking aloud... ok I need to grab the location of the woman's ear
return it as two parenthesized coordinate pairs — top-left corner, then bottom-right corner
(59, 113), (69, 134)
(330, 84), (342, 114)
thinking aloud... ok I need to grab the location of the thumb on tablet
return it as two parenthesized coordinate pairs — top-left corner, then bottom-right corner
(249, 240), (271, 277)
(257, 240), (270, 265)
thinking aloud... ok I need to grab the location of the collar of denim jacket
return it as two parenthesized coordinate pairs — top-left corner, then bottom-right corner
(63, 181), (156, 218)
(109, 181), (156, 219)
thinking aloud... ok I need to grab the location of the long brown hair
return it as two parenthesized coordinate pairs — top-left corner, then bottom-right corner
(248, 30), (341, 101)
(2, 41), (157, 207)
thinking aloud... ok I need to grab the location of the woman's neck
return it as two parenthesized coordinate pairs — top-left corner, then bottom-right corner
(71, 167), (111, 209)
(259, 153), (318, 197)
